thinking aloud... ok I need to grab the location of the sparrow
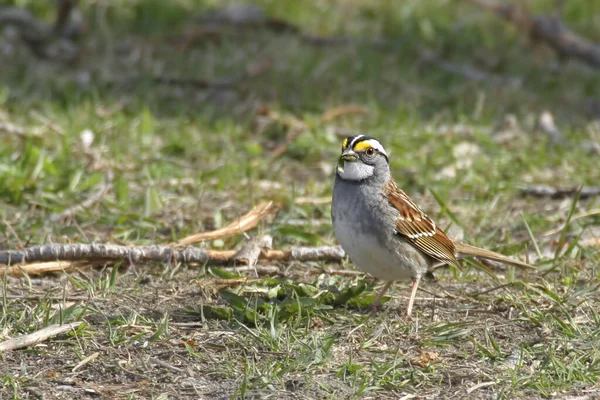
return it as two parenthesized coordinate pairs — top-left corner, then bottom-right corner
(331, 135), (535, 317)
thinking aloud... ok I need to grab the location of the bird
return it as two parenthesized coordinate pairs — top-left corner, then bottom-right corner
(331, 135), (535, 317)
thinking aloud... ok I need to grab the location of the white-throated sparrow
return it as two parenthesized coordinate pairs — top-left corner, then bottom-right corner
(331, 135), (534, 317)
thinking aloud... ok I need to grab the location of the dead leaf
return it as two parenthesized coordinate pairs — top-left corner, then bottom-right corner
(410, 350), (440, 367)
(311, 317), (324, 329)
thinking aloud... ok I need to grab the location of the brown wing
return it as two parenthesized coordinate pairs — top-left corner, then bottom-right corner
(385, 180), (461, 269)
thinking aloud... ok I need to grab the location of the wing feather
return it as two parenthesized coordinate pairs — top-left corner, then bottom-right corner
(385, 180), (461, 269)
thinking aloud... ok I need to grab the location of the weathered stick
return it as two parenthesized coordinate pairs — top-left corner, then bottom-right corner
(0, 243), (345, 269)
(0, 322), (83, 351)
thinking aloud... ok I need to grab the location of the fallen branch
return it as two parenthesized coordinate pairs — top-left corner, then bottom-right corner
(519, 185), (600, 199)
(464, 0), (600, 68)
(0, 322), (83, 351)
(174, 201), (279, 246)
(0, 243), (345, 271)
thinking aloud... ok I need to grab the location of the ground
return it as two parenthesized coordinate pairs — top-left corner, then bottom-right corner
(0, 0), (600, 399)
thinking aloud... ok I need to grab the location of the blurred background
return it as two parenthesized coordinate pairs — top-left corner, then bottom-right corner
(0, 0), (598, 250)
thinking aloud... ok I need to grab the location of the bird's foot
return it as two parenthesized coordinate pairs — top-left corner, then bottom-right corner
(366, 302), (381, 314)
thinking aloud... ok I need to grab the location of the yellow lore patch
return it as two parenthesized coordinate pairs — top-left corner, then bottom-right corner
(353, 141), (372, 151)
(342, 139), (348, 149)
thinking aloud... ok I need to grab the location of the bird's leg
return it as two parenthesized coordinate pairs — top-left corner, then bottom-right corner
(368, 281), (393, 313)
(404, 276), (422, 318)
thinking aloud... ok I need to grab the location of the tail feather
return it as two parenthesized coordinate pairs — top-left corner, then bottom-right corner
(454, 242), (536, 270)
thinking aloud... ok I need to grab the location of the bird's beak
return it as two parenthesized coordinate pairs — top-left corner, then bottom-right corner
(341, 150), (358, 162)
(337, 150), (358, 173)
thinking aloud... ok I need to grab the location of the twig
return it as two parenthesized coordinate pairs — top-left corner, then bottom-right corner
(230, 265), (281, 275)
(0, 244), (345, 270)
(0, 121), (27, 136)
(5, 295), (98, 301)
(4, 261), (89, 277)
(469, 283), (515, 297)
(320, 105), (370, 123)
(542, 209), (600, 237)
(284, 219), (329, 227)
(519, 185), (600, 199)
(152, 76), (239, 90)
(149, 357), (185, 373)
(175, 202), (279, 246)
(310, 268), (365, 277)
(0, 322), (83, 351)
(29, 110), (66, 135)
(50, 170), (115, 222)
(3, 220), (23, 247)
(72, 352), (100, 372)
(294, 197), (331, 206)
(152, 55), (271, 91)
(50, 129), (114, 222)
(256, 108), (309, 159)
(464, 0), (600, 68)
(466, 381), (496, 394)
(198, 277), (265, 287)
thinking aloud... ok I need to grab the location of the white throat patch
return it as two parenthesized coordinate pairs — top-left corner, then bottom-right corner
(337, 160), (374, 181)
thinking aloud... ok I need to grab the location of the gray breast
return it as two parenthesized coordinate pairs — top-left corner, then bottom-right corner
(332, 177), (430, 281)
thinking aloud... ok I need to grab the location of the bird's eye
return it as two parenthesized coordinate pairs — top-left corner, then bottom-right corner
(366, 147), (375, 156)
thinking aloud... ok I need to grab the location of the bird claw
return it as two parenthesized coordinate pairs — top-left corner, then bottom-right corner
(366, 303), (380, 314)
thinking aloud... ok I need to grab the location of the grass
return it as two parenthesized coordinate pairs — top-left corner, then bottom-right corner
(1, 0), (600, 398)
